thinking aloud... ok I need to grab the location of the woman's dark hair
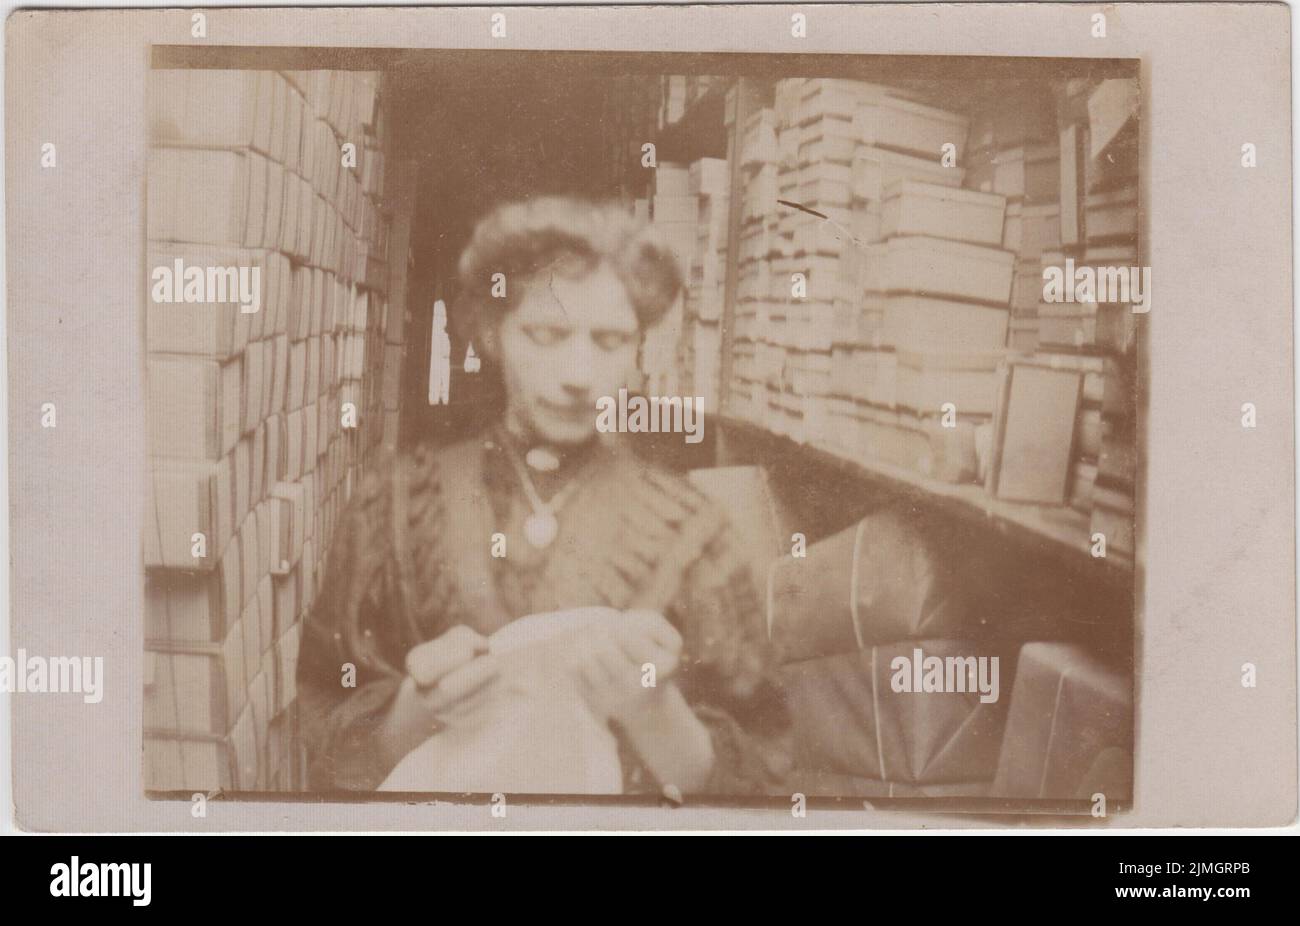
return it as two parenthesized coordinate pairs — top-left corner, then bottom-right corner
(456, 196), (684, 332)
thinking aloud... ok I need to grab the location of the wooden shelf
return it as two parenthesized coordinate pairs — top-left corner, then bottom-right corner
(718, 414), (1135, 584)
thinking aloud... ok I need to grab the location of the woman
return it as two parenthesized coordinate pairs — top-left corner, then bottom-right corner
(297, 195), (792, 796)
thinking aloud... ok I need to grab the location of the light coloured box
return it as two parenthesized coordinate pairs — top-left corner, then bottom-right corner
(991, 362), (1082, 503)
(145, 458), (228, 570)
(272, 568), (300, 644)
(895, 348), (1004, 416)
(1021, 202), (1062, 259)
(145, 243), (256, 359)
(881, 179), (1007, 246)
(279, 172), (300, 256)
(148, 69), (263, 151)
(883, 294), (1010, 354)
(303, 402), (319, 472)
(241, 597), (264, 706)
(1085, 186), (1139, 241)
(300, 538), (317, 614)
(285, 85), (305, 173)
(283, 408), (304, 482)
(306, 335), (322, 400)
(286, 340), (307, 411)
(879, 236), (1015, 305)
(229, 704), (258, 791)
(148, 147), (250, 246)
(242, 150), (269, 250)
(264, 160), (284, 254)
(689, 157), (728, 197)
(232, 437), (251, 536)
(145, 566), (233, 645)
(852, 145), (965, 205)
(147, 356), (243, 461)
(854, 95), (969, 159)
(250, 421), (266, 506)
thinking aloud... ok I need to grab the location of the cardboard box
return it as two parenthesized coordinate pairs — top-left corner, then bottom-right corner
(272, 568), (300, 643)
(233, 437), (251, 537)
(279, 172), (300, 255)
(855, 95), (969, 159)
(881, 180), (1006, 246)
(1085, 186), (1139, 241)
(879, 236), (1015, 305)
(690, 157), (729, 197)
(148, 147), (252, 246)
(146, 244), (255, 359)
(250, 421), (266, 507)
(146, 459), (226, 570)
(145, 567), (233, 644)
(147, 357), (243, 461)
(992, 642), (1131, 799)
(895, 348), (1004, 416)
(988, 362), (1082, 503)
(883, 295), (1010, 354)
(284, 409), (304, 482)
(1021, 203), (1062, 259)
(149, 69), (264, 150)
(852, 146), (965, 205)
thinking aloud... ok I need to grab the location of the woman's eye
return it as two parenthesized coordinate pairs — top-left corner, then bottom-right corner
(523, 325), (569, 346)
(593, 331), (634, 352)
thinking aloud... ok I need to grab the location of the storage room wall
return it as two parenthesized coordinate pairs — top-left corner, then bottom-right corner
(142, 69), (400, 792)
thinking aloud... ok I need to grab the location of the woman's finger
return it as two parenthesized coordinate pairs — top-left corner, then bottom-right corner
(424, 654), (499, 711)
(407, 625), (489, 688)
(622, 610), (683, 653)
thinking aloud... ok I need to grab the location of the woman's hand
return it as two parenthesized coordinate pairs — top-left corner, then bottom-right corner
(546, 609), (685, 724)
(545, 609), (715, 792)
(377, 626), (500, 766)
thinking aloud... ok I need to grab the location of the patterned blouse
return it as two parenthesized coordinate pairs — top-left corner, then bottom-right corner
(296, 432), (793, 796)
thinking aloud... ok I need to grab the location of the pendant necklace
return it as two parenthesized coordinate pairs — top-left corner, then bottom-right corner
(502, 439), (582, 549)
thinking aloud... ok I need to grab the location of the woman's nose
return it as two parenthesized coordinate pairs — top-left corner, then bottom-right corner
(556, 336), (596, 393)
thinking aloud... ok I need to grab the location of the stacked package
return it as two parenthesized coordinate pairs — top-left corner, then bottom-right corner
(680, 157), (730, 412)
(1081, 80), (1140, 560)
(728, 86), (783, 427)
(833, 134), (969, 454)
(643, 162), (695, 397)
(970, 78), (1137, 558)
(965, 93), (1061, 356)
(829, 81), (1008, 482)
(143, 68), (393, 792)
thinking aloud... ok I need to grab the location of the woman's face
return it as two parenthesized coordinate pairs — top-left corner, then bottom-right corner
(496, 261), (640, 446)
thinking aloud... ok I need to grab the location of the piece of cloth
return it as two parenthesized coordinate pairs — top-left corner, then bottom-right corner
(378, 609), (624, 794)
(296, 432), (793, 795)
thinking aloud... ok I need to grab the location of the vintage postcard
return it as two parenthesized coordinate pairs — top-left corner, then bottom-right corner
(5, 4), (1294, 832)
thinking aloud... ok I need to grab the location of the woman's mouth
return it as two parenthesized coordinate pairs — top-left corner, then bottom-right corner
(537, 398), (590, 423)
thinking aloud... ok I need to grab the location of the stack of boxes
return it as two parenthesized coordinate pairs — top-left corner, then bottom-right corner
(975, 80), (1138, 559)
(639, 74), (1138, 558)
(143, 68), (393, 791)
(733, 87), (783, 429)
(1081, 81), (1139, 560)
(966, 94), (1062, 354)
(682, 157), (730, 410)
(643, 162), (697, 397)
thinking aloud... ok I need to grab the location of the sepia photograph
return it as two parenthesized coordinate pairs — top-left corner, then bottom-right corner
(139, 46), (1142, 810)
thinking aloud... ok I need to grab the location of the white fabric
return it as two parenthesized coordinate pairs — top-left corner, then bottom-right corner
(378, 609), (623, 794)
